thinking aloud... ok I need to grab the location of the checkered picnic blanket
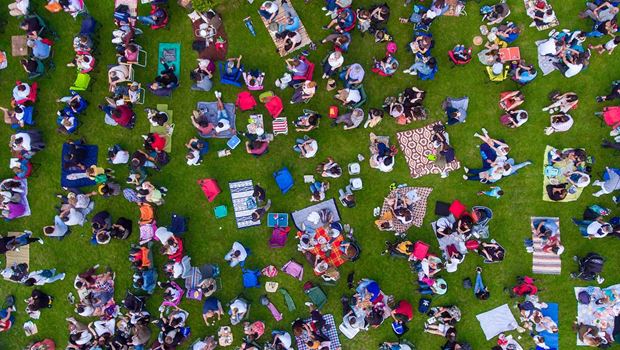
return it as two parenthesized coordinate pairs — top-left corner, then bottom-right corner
(229, 180), (260, 229)
(380, 187), (433, 233)
(309, 234), (346, 269)
(295, 314), (342, 350)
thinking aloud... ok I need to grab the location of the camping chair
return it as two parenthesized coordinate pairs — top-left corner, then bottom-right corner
(235, 91), (257, 111)
(273, 167), (294, 194)
(200, 263), (223, 289)
(486, 65), (509, 82)
(14, 82), (38, 105)
(264, 94), (284, 118)
(348, 84), (367, 109)
(150, 5), (169, 30)
(305, 285), (327, 309)
(269, 226), (290, 248)
(242, 268), (261, 289)
(123, 82), (146, 105)
(129, 46), (148, 68)
(448, 49), (472, 66)
(122, 290), (145, 313)
(219, 62), (243, 87)
(70, 73), (91, 91)
(279, 288), (296, 311)
(27, 59), (46, 80)
(292, 56), (315, 82)
(198, 178), (221, 202)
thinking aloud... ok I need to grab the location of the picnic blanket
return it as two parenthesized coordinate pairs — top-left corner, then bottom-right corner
(575, 284), (620, 345)
(60, 143), (98, 188)
(189, 11), (228, 61)
(291, 199), (341, 231)
(396, 122), (460, 179)
(152, 104), (173, 152)
(476, 304), (519, 340)
(196, 102), (237, 139)
(540, 303), (559, 350)
(115, 0), (138, 16)
(536, 39), (559, 75)
(158, 43), (181, 78)
(229, 179), (260, 229)
(531, 217), (561, 275)
(444, 0), (466, 16)
(295, 314), (341, 350)
(259, 0), (312, 57)
(542, 145), (585, 202)
(5, 232), (30, 268)
(524, 0), (559, 31)
(379, 187), (432, 233)
(432, 218), (468, 262)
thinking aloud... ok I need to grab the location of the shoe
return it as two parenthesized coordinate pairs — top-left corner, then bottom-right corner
(462, 175), (468, 180)
(476, 267), (482, 273)
(403, 69), (410, 74)
(481, 127), (488, 135)
(440, 172), (448, 178)
(66, 63), (75, 67)
(37, 238), (44, 245)
(321, 6), (327, 10)
(304, 302), (314, 307)
(214, 91), (222, 99)
(409, 70), (417, 76)
(473, 133), (481, 138)
(529, 21), (536, 27)
(610, 128), (620, 137)
(596, 96), (604, 102)
(463, 166), (469, 173)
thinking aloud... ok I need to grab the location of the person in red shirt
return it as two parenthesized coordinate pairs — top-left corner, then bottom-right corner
(111, 104), (135, 128)
(144, 133), (166, 153)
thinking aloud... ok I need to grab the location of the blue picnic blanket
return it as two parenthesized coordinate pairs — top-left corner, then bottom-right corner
(61, 143), (98, 188)
(540, 303), (559, 350)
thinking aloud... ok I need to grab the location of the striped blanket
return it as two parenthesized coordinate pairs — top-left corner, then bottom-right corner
(229, 180), (260, 229)
(531, 217), (561, 275)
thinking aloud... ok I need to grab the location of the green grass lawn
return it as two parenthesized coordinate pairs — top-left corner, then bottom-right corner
(1, 0), (619, 349)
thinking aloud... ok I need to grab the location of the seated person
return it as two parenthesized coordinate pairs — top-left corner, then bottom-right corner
(100, 103), (135, 129)
(451, 44), (472, 62)
(259, 1), (279, 22)
(73, 34), (93, 53)
(316, 157), (342, 178)
(229, 298), (249, 325)
(499, 90), (525, 112)
(322, 51), (344, 79)
(403, 56), (437, 77)
(107, 63), (131, 93)
(143, 133), (167, 153)
(144, 107), (170, 127)
(478, 241), (505, 262)
(500, 109), (528, 128)
(293, 136), (318, 158)
(334, 88), (362, 106)
(20, 58), (40, 75)
(340, 63), (365, 87)
(56, 109), (78, 135)
(496, 22), (521, 43)
(67, 53), (95, 73)
(186, 138), (209, 166)
(278, 30), (304, 54)
(321, 32), (351, 52)
(118, 43), (139, 64)
(202, 296), (224, 326)
(530, 4), (556, 28)
(483, 3), (511, 25)
(372, 54), (399, 76)
(309, 181), (329, 202)
(8, 0), (29, 17)
(579, 1), (619, 22)
(150, 60), (178, 92)
(245, 140), (269, 157)
(409, 34), (433, 56)
(223, 56), (243, 80)
(545, 113), (574, 134)
(20, 16), (42, 36)
(242, 69), (265, 90)
(546, 184), (568, 201)
(334, 108), (364, 129)
(324, 7), (356, 32)
(191, 110), (215, 137)
(137, 5), (168, 27)
(512, 61), (537, 84)
(27, 37), (51, 60)
(294, 111), (321, 132)
(0, 105), (26, 127)
(285, 57), (309, 81)
(224, 241), (247, 267)
(291, 80), (317, 104)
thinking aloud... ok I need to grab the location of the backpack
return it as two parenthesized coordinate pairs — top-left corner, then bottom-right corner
(418, 298), (431, 313)
(462, 278), (472, 289)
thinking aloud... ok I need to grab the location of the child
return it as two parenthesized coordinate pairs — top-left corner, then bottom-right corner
(477, 186), (504, 199)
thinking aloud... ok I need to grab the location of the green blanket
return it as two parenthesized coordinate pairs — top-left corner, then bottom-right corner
(542, 145), (584, 202)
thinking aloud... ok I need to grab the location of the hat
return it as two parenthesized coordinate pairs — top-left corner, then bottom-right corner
(492, 62), (504, 75)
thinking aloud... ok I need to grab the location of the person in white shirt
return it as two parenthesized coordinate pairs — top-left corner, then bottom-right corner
(8, 0), (29, 17)
(12, 83), (31, 102)
(224, 242), (248, 267)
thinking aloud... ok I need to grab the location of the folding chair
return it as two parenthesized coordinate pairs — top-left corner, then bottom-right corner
(27, 59), (46, 80)
(70, 73), (91, 91)
(130, 47), (148, 67)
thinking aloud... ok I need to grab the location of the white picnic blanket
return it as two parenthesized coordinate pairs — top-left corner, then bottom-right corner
(477, 304), (519, 340)
(574, 284), (620, 345)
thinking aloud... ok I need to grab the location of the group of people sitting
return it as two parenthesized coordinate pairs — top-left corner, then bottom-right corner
(537, 29), (592, 78)
(545, 147), (592, 201)
(517, 295), (558, 346)
(383, 87), (428, 125)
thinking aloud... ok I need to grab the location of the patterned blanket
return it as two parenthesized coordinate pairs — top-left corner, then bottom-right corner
(531, 217), (561, 275)
(259, 0), (312, 57)
(379, 187), (432, 233)
(229, 180), (260, 229)
(295, 314), (341, 350)
(396, 122), (460, 179)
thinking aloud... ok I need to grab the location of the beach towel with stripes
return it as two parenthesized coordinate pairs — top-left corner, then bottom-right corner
(531, 217), (561, 275)
(229, 180), (260, 229)
(259, 0), (312, 57)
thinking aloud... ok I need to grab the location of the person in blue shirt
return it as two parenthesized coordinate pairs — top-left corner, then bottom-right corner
(27, 38), (51, 60)
(202, 296), (223, 326)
